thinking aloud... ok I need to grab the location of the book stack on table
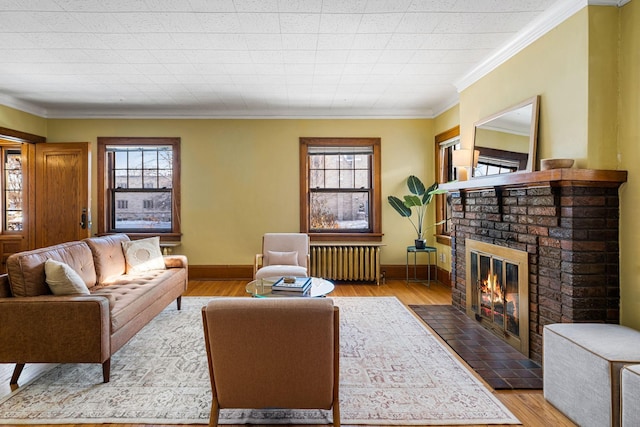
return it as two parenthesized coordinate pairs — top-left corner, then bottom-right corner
(271, 277), (312, 296)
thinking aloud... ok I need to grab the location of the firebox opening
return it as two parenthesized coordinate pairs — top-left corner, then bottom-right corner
(466, 239), (529, 356)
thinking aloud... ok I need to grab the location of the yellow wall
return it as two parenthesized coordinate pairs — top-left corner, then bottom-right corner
(461, 9), (590, 164)
(618, 0), (640, 328)
(45, 118), (434, 265)
(587, 6), (619, 169)
(0, 105), (47, 137)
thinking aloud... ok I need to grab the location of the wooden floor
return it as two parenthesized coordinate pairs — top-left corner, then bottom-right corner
(0, 279), (575, 427)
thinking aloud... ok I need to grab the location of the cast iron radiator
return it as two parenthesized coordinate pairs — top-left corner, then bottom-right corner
(310, 243), (383, 285)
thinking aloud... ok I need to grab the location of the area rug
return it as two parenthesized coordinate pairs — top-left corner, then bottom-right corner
(0, 297), (520, 425)
(409, 304), (543, 390)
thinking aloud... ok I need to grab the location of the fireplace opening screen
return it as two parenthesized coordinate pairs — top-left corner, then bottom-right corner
(466, 239), (529, 355)
(470, 252), (519, 336)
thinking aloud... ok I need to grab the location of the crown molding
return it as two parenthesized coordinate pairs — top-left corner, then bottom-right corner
(43, 107), (435, 120)
(455, 0), (624, 93)
(432, 94), (460, 119)
(0, 94), (49, 118)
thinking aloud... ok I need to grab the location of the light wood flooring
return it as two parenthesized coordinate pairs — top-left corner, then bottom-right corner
(0, 279), (575, 427)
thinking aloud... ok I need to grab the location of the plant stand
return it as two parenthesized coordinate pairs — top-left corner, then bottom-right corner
(406, 245), (437, 287)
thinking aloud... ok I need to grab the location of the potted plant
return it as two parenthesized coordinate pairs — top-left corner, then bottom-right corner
(388, 175), (445, 249)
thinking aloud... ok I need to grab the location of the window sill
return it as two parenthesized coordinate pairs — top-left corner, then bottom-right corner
(98, 232), (182, 242)
(308, 232), (383, 243)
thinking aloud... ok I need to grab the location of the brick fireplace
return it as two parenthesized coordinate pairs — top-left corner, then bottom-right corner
(440, 169), (627, 363)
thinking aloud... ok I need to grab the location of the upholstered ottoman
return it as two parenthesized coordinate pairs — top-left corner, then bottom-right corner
(543, 323), (640, 427)
(622, 364), (640, 426)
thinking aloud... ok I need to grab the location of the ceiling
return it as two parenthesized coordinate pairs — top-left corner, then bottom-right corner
(0, 0), (605, 118)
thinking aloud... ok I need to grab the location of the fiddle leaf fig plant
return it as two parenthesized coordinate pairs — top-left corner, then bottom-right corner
(388, 175), (447, 247)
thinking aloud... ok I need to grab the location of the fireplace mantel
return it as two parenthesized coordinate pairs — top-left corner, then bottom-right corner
(439, 168), (627, 192)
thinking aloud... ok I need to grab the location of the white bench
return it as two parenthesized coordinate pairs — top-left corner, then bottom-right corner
(622, 364), (640, 426)
(543, 323), (640, 427)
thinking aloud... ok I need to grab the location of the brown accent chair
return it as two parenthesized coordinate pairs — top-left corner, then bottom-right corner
(201, 297), (340, 427)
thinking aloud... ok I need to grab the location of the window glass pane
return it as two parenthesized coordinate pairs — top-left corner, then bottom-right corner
(158, 170), (172, 188)
(339, 154), (355, 170)
(325, 154), (339, 169)
(6, 210), (22, 231)
(127, 168), (143, 188)
(144, 170), (158, 189)
(309, 154), (324, 169)
(115, 169), (128, 188)
(158, 150), (172, 169)
(310, 191), (369, 231)
(354, 154), (369, 169)
(339, 169), (354, 188)
(354, 170), (369, 188)
(114, 191), (172, 230)
(143, 151), (158, 169)
(114, 151), (128, 169)
(310, 168), (324, 188)
(324, 169), (339, 188)
(128, 151), (142, 169)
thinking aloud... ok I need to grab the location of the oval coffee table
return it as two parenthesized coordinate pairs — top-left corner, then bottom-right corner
(246, 277), (334, 298)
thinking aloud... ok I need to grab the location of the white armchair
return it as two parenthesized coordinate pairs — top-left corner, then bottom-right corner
(254, 233), (310, 279)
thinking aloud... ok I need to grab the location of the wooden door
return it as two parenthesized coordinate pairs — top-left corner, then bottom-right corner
(35, 142), (91, 248)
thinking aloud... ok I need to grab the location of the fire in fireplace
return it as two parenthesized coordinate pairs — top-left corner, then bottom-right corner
(466, 240), (529, 356)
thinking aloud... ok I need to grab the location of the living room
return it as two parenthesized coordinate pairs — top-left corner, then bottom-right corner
(0, 0), (638, 426)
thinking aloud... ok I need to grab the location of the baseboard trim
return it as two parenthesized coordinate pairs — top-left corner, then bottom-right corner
(189, 265), (253, 280)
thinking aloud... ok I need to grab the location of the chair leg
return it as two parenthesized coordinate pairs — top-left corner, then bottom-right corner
(177, 296), (182, 310)
(333, 403), (340, 427)
(102, 358), (111, 383)
(10, 363), (25, 385)
(209, 397), (220, 427)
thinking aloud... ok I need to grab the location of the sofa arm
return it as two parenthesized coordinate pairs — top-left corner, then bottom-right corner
(0, 295), (111, 364)
(164, 254), (188, 269)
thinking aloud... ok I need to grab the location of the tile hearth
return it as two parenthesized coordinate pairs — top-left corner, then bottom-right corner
(410, 304), (542, 390)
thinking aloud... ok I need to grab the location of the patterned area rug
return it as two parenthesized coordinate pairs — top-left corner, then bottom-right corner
(0, 297), (520, 425)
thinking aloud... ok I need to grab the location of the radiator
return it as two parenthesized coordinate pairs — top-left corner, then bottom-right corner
(310, 244), (382, 285)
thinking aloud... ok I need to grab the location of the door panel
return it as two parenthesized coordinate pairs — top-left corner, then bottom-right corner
(35, 142), (91, 248)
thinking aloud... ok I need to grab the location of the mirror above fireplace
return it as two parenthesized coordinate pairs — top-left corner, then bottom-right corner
(472, 95), (540, 178)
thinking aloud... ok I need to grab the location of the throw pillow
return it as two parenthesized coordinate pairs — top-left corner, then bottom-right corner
(122, 236), (166, 273)
(267, 250), (298, 266)
(44, 259), (90, 295)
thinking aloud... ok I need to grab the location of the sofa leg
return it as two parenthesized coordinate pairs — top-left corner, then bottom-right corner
(10, 363), (25, 385)
(102, 359), (111, 383)
(177, 296), (182, 310)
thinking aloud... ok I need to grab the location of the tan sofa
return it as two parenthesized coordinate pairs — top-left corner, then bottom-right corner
(0, 234), (187, 385)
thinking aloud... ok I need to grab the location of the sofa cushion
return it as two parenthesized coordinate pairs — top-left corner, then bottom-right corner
(44, 259), (90, 295)
(6, 241), (97, 297)
(122, 237), (166, 274)
(91, 268), (186, 332)
(84, 234), (130, 284)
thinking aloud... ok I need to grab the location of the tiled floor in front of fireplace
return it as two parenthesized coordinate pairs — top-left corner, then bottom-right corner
(409, 304), (543, 390)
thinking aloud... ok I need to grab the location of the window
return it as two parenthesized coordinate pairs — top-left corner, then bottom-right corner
(435, 127), (460, 244)
(300, 137), (381, 241)
(97, 137), (180, 238)
(2, 147), (22, 232)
